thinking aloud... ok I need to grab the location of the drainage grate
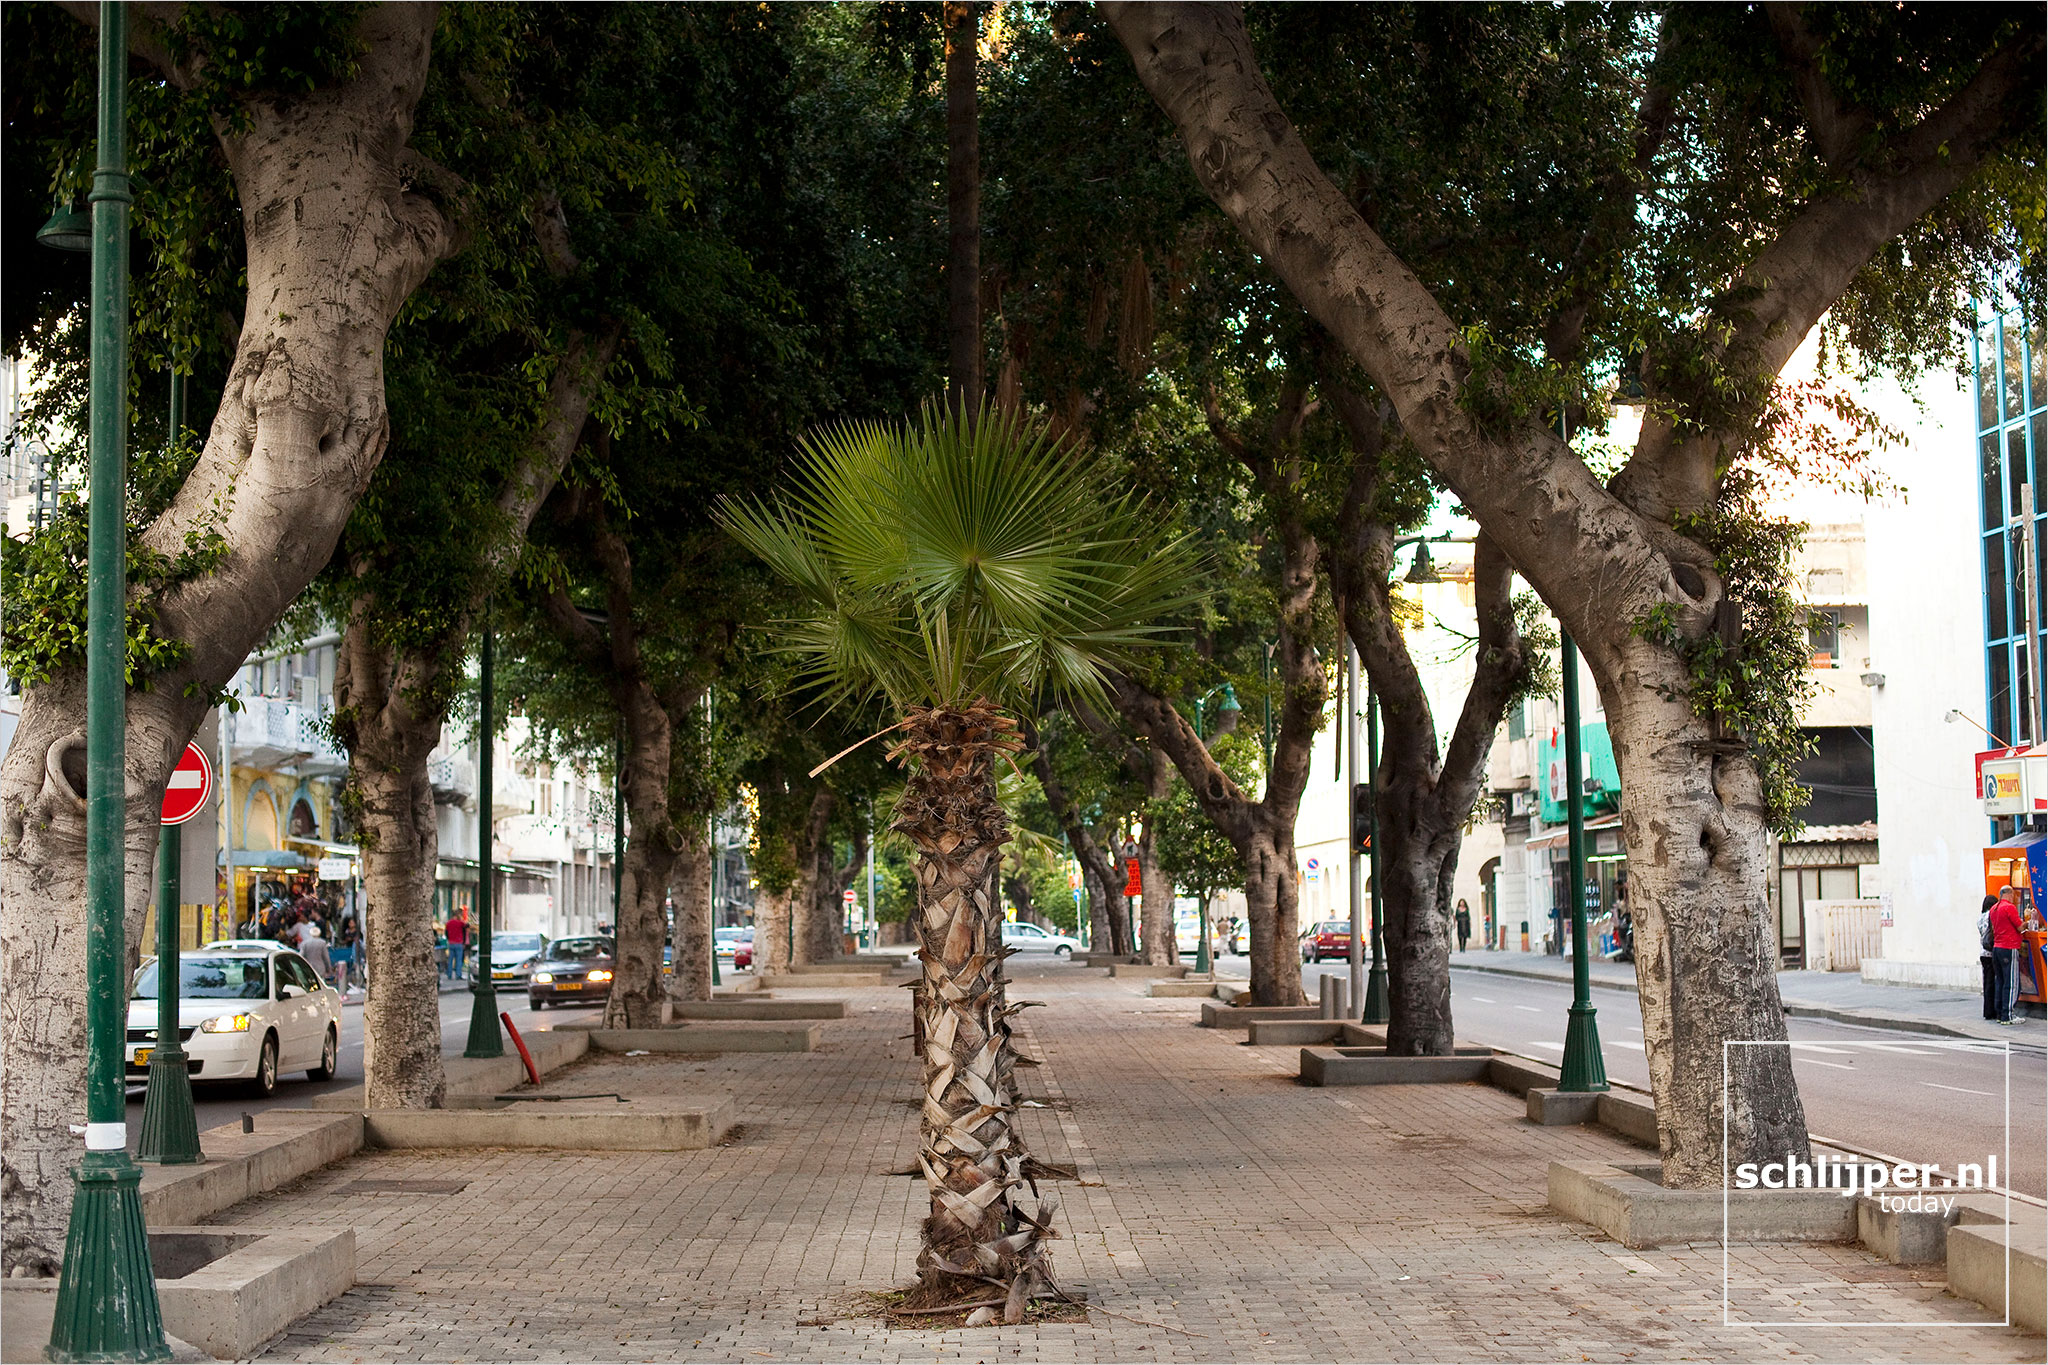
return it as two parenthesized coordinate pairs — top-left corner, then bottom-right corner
(343, 1179), (470, 1195)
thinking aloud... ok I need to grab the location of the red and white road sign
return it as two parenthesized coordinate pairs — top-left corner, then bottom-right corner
(160, 742), (213, 826)
(843, 889), (858, 905)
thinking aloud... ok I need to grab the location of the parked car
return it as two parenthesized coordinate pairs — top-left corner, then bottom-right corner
(128, 947), (342, 1097)
(201, 939), (292, 953)
(732, 934), (755, 971)
(527, 936), (616, 1008)
(714, 927), (747, 960)
(474, 932), (548, 990)
(1299, 920), (1353, 963)
(1001, 921), (1082, 959)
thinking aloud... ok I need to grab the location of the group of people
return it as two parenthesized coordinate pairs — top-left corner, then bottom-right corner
(242, 893), (363, 996)
(1979, 884), (2039, 1025)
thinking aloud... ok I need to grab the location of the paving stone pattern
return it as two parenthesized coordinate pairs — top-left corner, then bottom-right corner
(220, 964), (2039, 1362)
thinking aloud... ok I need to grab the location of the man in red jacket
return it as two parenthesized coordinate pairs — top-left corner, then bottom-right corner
(1990, 886), (2024, 1025)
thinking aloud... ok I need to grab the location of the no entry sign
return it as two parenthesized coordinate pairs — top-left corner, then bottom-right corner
(160, 742), (213, 826)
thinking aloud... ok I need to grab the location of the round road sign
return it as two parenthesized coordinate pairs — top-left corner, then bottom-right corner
(160, 742), (213, 826)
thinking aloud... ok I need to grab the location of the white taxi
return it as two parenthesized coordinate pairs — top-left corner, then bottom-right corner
(127, 947), (342, 1096)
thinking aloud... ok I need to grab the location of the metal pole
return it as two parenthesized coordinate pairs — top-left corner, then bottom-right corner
(50, 3), (170, 1354)
(708, 818), (723, 987)
(613, 723), (625, 939)
(2017, 486), (2044, 743)
(137, 821), (202, 1165)
(1556, 634), (1608, 1091)
(1361, 684), (1389, 1024)
(463, 614), (503, 1058)
(1346, 643), (1365, 1016)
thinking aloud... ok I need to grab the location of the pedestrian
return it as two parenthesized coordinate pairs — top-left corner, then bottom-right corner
(292, 912), (319, 950)
(1990, 885), (2024, 1025)
(1979, 894), (1999, 1021)
(445, 907), (469, 980)
(1455, 899), (1472, 954)
(332, 915), (361, 994)
(299, 922), (332, 987)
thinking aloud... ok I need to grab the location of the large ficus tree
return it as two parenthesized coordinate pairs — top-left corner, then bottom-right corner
(1104, 1), (2042, 1183)
(0, 2), (459, 1272)
(720, 404), (1194, 1316)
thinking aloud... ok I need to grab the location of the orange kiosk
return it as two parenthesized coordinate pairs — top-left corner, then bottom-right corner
(1978, 746), (2048, 1015)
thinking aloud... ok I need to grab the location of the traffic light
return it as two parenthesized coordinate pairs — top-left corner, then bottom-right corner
(1350, 782), (1373, 856)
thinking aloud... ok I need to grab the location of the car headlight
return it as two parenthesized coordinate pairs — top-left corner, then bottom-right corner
(199, 1013), (253, 1033)
(587, 969), (613, 982)
(533, 972), (553, 984)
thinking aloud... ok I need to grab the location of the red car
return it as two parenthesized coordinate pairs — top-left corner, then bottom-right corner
(733, 935), (755, 970)
(1299, 920), (1353, 963)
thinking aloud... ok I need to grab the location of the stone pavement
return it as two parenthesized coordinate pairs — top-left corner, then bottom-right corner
(1449, 949), (2043, 1044)
(211, 964), (2039, 1362)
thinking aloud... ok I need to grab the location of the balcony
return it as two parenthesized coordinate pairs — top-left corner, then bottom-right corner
(429, 754), (476, 803)
(227, 696), (346, 775)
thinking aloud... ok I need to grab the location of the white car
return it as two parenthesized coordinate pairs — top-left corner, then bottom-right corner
(1000, 922), (1082, 959)
(127, 948), (342, 1097)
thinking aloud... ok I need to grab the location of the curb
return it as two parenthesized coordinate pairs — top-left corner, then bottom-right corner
(1449, 960), (2027, 1045)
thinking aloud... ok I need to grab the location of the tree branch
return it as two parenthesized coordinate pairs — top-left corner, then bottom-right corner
(1763, 5), (1876, 171)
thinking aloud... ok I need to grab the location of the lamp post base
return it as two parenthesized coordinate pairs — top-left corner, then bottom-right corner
(1196, 903), (1211, 976)
(1557, 1000), (1609, 1093)
(47, 1151), (171, 1362)
(463, 981), (504, 1058)
(1361, 962), (1389, 1024)
(136, 1048), (204, 1165)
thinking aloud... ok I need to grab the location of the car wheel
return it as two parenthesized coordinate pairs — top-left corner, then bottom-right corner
(252, 1033), (279, 1098)
(1055, 945), (1073, 960)
(308, 1025), (338, 1082)
(531, 996), (548, 1010)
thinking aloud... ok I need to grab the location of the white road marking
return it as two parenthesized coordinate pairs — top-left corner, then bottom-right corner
(1470, 997), (1495, 1004)
(1609, 1040), (1645, 1050)
(1922, 1082), (1995, 1096)
(1527, 1041), (1564, 1050)
(1797, 1059), (1857, 1070)
(1514, 1005), (1543, 1013)
(1789, 1043), (1856, 1054)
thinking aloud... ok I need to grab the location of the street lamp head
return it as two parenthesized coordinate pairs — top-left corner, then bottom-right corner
(1217, 682), (1241, 716)
(36, 204), (92, 253)
(1403, 541), (1441, 585)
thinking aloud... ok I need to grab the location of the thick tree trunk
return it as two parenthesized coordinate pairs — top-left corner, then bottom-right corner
(1609, 658), (1808, 1186)
(667, 826), (713, 1005)
(352, 754), (446, 1109)
(604, 687), (678, 1030)
(753, 886), (793, 979)
(1082, 861), (1112, 955)
(894, 705), (1053, 1318)
(1376, 784), (1459, 1056)
(1239, 820), (1305, 1007)
(0, 5), (455, 1272)
(1137, 825), (1176, 965)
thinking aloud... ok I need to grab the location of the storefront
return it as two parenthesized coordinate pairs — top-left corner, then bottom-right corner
(1978, 746), (2047, 1014)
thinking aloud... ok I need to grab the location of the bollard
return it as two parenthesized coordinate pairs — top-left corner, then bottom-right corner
(1318, 975), (1337, 1020)
(1335, 976), (1351, 1021)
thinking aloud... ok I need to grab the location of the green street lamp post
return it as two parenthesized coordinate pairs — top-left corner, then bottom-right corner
(464, 614), (503, 1058)
(47, 3), (172, 1356)
(1555, 634), (1609, 1091)
(137, 377), (203, 1168)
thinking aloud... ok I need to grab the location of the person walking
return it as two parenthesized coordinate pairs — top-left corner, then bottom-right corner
(445, 907), (470, 980)
(332, 915), (361, 995)
(1979, 894), (2000, 1021)
(299, 922), (332, 989)
(1990, 885), (2024, 1025)
(1455, 899), (1472, 954)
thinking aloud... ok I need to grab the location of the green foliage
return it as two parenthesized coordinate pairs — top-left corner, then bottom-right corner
(720, 402), (1201, 717)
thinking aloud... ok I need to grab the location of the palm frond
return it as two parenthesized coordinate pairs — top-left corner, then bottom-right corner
(717, 400), (1203, 717)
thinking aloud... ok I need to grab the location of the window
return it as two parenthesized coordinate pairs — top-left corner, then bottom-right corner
(132, 957), (268, 1000)
(276, 955), (320, 996)
(1806, 611), (1840, 668)
(1507, 700), (1527, 741)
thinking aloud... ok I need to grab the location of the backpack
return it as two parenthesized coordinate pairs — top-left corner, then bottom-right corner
(1979, 909), (1995, 953)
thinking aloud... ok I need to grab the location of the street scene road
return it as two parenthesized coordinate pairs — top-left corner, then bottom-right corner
(1304, 960), (2048, 1197)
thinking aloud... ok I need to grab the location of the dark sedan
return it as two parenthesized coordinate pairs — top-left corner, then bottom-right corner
(527, 935), (616, 1008)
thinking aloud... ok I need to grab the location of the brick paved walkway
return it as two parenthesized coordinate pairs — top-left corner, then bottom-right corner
(221, 963), (2039, 1362)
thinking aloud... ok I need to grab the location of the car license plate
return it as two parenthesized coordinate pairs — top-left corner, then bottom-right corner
(132, 1048), (151, 1068)
(555, 981), (582, 990)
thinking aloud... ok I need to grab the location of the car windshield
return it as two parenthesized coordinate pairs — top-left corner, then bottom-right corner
(715, 928), (744, 941)
(494, 934), (543, 955)
(1007, 924), (1045, 936)
(548, 937), (612, 961)
(131, 956), (268, 1000)
(1321, 923), (1348, 934)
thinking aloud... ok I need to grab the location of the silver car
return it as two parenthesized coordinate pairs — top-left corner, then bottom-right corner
(1000, 922), (1082, 959)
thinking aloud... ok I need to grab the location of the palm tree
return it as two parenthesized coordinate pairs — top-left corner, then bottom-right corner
(719, 402), (1195, 1318)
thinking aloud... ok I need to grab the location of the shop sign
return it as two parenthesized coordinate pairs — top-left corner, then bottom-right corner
(1982, 756), (2028, 815)
(317, 857), (352, 881)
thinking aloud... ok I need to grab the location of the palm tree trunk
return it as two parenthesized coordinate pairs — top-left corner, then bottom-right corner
(894, 704), (1055, 1317)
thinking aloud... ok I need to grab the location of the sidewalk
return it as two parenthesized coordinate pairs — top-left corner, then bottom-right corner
(1450, 949), (2043, 1044)
(202, 963), (2034, 1361)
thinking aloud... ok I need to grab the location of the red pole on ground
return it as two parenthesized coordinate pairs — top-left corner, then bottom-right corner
(501, 1012), (540, 1086)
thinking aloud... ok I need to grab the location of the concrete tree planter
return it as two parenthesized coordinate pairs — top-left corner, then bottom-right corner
(1298, 1045), (1496, 1086)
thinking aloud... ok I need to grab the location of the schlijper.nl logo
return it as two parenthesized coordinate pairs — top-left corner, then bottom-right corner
(1729, 1151), (2002, 1217)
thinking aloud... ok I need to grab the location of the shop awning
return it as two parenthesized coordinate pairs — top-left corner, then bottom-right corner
(1525, 814), (1623, 853)
(284, 837), (360, 856)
